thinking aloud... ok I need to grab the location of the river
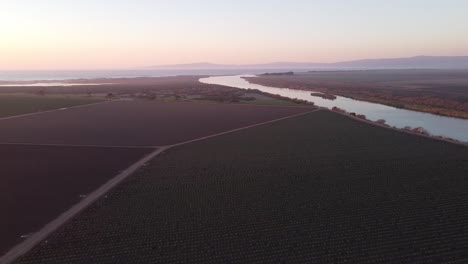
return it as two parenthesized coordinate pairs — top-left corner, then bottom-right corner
(200, 75), (468, 143)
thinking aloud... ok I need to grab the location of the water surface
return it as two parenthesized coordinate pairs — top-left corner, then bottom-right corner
(0, 69), (294, 82)
(200, 75), (468, 143)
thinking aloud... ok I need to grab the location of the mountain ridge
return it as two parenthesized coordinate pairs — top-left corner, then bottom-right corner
(148, 56), (468, 69)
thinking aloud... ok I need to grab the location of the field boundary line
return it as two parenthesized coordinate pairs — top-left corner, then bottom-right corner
(178, 99), (317, 109)
(204, 75), (468, 147)
(169, 108), (321, 148)
(0, 142), (157, 149)
(0, 100), (110, 121)
(0, 109), (321, 263)
(0, 147), (169, 264)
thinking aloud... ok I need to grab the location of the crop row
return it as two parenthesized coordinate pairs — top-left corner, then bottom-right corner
(17, 111), (468, 264)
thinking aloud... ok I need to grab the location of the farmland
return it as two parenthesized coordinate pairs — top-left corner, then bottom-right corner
(0, 99), (315, 257)
(0, 100), (313, 146)
(14, 110), (468, 263)
(0, 76), (218, 95)
(0, 144), (152, 255)
(0, 94), (102, 118)
(0, 76), (306, 106)
(245, 69), (468, 119)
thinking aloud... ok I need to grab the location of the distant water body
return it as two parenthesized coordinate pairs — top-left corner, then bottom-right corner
(2, 69), (467, 143)
(201, 75), (468, 143)
(0, 69), (293, 82)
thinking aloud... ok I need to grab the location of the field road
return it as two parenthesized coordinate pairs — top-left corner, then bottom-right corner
(0, 142), (156, 149)
(0, 100), (109, 121)
(0, 108), (320, 264)
(0, 100), (315, 147)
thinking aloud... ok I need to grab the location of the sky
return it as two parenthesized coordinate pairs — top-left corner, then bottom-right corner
(0, 0), (467, 70)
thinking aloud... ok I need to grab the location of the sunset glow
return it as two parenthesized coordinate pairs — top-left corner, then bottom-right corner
(1, 0), (467, 70)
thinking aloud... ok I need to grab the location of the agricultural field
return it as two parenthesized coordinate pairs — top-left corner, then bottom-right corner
(0, 144), (152, 255)
(188, 92), (299, 106)
(236, 92), (302, 106)
(15, 110), (468, 263)
(0, 76), (305, 106)
(0, 94), (103, 118)
(246, 69), (468, 118)
(0, 100), (314, 146)
(0, 99), (315, 257)
(0, 76), (215, 95)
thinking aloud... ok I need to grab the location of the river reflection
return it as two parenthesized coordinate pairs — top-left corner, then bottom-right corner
(200, 75), (468, 143)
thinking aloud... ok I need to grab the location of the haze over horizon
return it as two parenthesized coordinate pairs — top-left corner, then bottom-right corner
(1, 0), (468, 70)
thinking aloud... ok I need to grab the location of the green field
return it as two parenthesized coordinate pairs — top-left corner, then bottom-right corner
(238, 92), (298, 105)
(191, 97), (299, 106)
(188, 91), (302, 106)
(0, 94), (103, 118)
(239, 98), (299, 106)
(17, 110), (468, 263)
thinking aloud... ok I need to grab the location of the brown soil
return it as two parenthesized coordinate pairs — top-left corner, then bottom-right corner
(0, 101), (314, 146)
(0, 145), (152, 254)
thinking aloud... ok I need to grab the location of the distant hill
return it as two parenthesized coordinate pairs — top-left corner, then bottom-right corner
(148, 62), (324, 69)
(149, 56), (468, 70)
(152, 62), (225, 69)
(332, 56), (468, 69)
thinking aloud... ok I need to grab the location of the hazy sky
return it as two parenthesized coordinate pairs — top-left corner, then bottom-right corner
(1, 0), (467, 70)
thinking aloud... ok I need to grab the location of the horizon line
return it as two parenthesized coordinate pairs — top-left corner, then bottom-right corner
(2, 54), (468, 72)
